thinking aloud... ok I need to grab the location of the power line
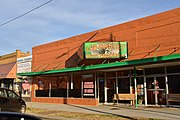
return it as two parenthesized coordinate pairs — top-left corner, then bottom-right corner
(0, 0), (53, 27)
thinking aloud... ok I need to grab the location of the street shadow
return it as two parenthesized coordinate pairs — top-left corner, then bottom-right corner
(110, 104), (180, 117)
(67, 104), (137, 120)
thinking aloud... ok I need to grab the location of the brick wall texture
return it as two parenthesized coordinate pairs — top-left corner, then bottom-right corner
(32, 8), (180, 72)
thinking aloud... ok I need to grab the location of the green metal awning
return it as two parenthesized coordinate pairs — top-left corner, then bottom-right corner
(17, 54), (180, 76)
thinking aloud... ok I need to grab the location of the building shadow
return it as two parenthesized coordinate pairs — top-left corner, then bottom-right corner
(110, 104), (180, 117)
(67, 104), (137, 120)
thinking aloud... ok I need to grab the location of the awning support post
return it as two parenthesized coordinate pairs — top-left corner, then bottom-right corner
(134, 67), (138, 108)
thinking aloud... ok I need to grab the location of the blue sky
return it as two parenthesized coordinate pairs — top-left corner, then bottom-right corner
(0, 0), (179, 55)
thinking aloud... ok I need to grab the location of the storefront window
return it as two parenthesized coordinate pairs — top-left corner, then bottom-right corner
(132, 69), (144, 76)
(0, 79), (14, 90)
(82, 74), (95, 98)
(168, 75), (180, 94)
(145, 67), (165, 75)
(51, 76), (67, 97)
(137, 77), (144, 104)
(35, 77), (49, 97)
(69, 74), (81, 98)
(117, 70), (130, 77)
(22, 79), (31, 96)
(106, 72), (116, 78)
(118, 78), (130, 93)
(98, 72), (105, 78)
(167, 65), (180, 74)
(35, 75), (68, 97)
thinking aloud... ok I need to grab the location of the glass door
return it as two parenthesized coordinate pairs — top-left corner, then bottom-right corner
(98, 79), (116, 103)
(99, 79), (104, 103)
(107, 79), (116, 102)
(146, 76), (166, 105)
(156, 77), (166, 105)
(146, 77), (155, 104)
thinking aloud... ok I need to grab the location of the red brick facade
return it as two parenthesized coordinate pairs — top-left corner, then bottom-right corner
(32, 8), (180, 72)
(31, 8), (180, 106)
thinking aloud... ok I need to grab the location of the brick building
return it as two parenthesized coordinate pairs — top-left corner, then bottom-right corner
(0, 50), (30, 90)
(19, 8), (180, 106)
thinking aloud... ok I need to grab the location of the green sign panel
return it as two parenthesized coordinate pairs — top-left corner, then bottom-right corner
(84, 42), (128, 59)
(119, 42), (128, 59)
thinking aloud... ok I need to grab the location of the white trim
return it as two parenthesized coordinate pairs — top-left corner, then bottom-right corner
(97, 73), (100, 101)
(71, 74), (73, 89)
(143, 69), (147, 106)
(104, 73), (107, 104)
(165, 67), (169, 106)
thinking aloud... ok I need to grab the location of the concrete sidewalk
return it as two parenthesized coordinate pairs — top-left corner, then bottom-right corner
(26, 102), (180, 120)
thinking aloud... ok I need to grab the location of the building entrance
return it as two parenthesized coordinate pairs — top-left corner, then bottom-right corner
(146, 76), (166, 105)
(98, 79), (116, 103)
(107, 79), (116, 102)
(99, 79), (104, 103)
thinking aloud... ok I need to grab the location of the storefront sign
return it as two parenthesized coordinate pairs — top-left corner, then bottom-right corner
(84, 82), (94, 88)
(85, 42), (119, 59)
(84, 42), (128, 59)
(65, 42), (128, 67)
(17, 56), (32, 63)
(83, 82), (94, 96)
(17, 62), (31, 73)
(17, 56), (32, 73)
(120, 42), (128, 58)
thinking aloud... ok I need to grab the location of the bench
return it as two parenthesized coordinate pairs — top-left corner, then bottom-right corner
(167, 94), (180, 107)
(112, 94), (135, 105)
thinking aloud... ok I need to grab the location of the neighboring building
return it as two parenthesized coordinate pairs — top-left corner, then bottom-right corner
(19, 8), (180, 106)
(0, 50), (30, 91)
(17, 56), (32, 99)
